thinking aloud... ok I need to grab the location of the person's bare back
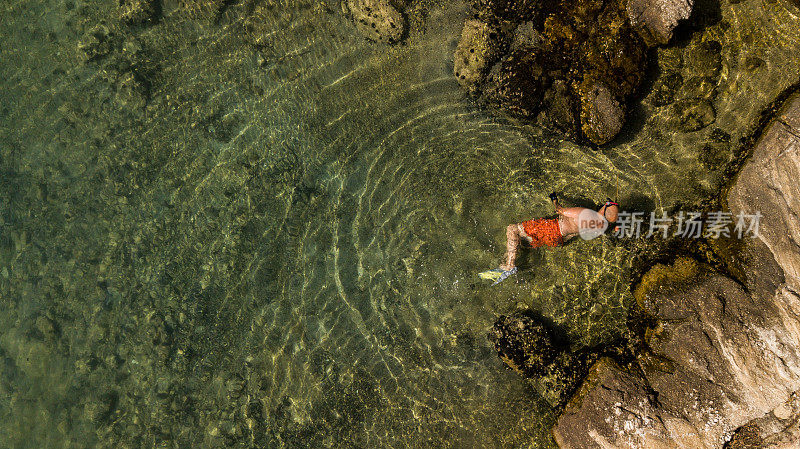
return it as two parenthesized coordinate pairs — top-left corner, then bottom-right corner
(498, 193), (619, 272)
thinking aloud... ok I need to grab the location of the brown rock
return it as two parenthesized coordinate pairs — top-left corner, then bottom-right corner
(552, 93), (800, 448)
(346, 0), (406, 44)
(579, 80), (626, 145)
(453, 19), (502, 94)
(627, 0), (694, 46)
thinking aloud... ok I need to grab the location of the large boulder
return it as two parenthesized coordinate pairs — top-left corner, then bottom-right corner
(552, 93), (800, 448)
(626, 0), (694, 45)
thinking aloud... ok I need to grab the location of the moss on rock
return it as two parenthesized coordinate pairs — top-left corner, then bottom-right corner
(458, 0), (664, 145)
(346, 0), (407, 44)
(119, 0), (159, 25)
(453, 19), (502, 94)
(633, 256), (699, 312)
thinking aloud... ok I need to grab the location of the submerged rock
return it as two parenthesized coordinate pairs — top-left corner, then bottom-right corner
(35, 315), (59, 342)
(453, 19), (502, 94)
(489, 313), (558, 377)
(119, 0), (159, 25)
(481, 50), (548, 119)
(672, 98), (715, 131)
(345, 0), (407, 44)
(648, 37), (722, 131)
(489, 312), (612, 407)
(455, 0), (680, 145)
(77, 24), (114, 62)
(579, 80), (626, 145)
(699, 128), (732, 169)
(684, 39), (722, 78)
(116, 71), (150, 110)
(649, 71), (684, 106)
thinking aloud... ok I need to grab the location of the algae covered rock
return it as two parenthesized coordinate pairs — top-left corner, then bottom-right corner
(119, 0), (159, 25)
(489, 312), (558, 377)
(455, 0), (672, 145)
(116, 71), (150, 110)
(481, 50), (548, 118)
(488, 311), (608, 407)
(649, 71), (684, 106)
(346, 0), (407, 44)
(579, 80), (626, 145)
(538, 79), (579, 136)
(453, 19), (502, 94)
(77, 23), (114, 62)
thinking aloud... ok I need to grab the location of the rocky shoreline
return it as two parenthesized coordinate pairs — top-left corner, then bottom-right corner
(343, 0), (698, 145)
(544, 91), (800, 448)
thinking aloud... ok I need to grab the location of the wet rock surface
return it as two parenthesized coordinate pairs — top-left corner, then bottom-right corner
(649, 38), (723, 133)
(345, 0), (407, 44)
(454, 0), (692, 145)
(454, 19), (502, 94)
(489, 312), (628, 407)
(552, 93), (800, 448)
(627, 0), (694, 45)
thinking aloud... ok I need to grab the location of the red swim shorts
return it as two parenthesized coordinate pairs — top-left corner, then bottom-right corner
(521, 218), (563, 248)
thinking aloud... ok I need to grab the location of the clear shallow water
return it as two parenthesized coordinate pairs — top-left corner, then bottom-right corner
(1, 0), (800, 447)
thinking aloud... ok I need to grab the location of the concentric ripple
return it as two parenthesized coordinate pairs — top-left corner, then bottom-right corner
(2, 0), (800, 447)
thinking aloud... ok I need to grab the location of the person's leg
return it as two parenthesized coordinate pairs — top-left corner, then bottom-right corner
(500, 223), (523, 271)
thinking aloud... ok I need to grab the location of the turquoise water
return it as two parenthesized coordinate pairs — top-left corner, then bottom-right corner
(2, 0), (800, 447)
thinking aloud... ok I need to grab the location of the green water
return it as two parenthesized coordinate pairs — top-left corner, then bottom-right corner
(2, 0), (800, 447)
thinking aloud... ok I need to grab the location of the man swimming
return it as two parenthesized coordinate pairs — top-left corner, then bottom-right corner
(480, 192), (619, 285)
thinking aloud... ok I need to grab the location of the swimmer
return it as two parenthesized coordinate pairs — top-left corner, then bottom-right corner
(480, 192), (619, 285)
